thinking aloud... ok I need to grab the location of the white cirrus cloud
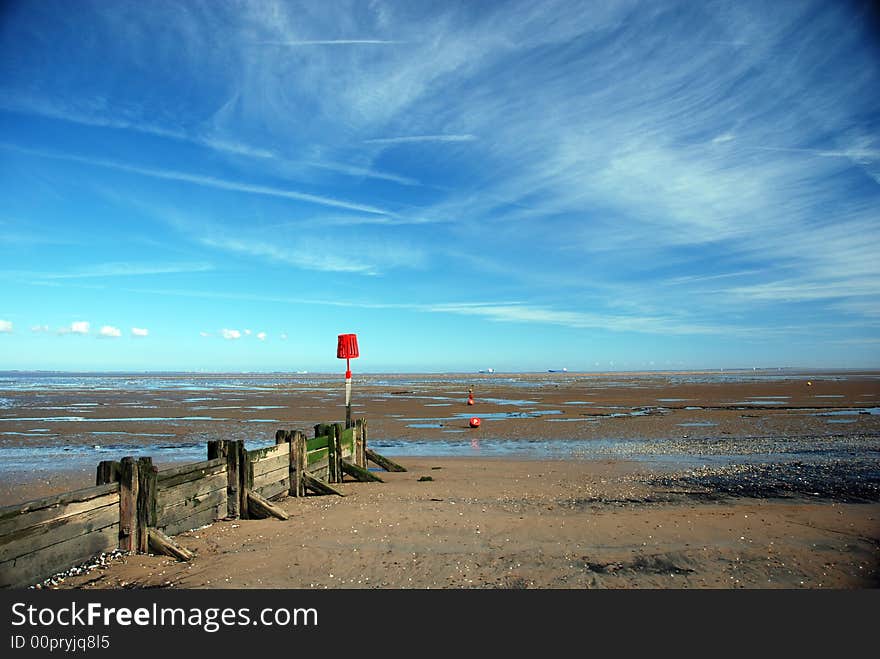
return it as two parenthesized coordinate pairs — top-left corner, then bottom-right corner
(0, 319), (12, 333)
(256, 331), (267, 341)
(244, 329), (252, 335)
(199, 331), (211, 337)
(131, 327), (149, 337)
(59, 321), (90, 335)
(280, 333), (288, 341)
(31, 324), (49, 333)
(99, 325), (122, 338)
(221, 328), (241, 340)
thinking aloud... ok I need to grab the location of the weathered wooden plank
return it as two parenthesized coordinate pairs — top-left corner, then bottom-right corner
(96, 460), (120, 486)
(160, 493), (226, 537)
(247, 443), (289, 463)
(208, 440), (240, 519)
(0, 524), (118, 589)
(0, 502), (120, 563)
(254, 478), (289, 502)
(0, 482), (120, 524)
(340, 427), (355, 454)
(366, 448), (407, 472)
(237, 440), (250, 521)
(252, 465), (289, 490)
(340, 459), (384, 483)
(358, 418), (368, 468)
(0, 491), (119, 538)
(331, 423), (343, 483)
(148, 528), (193, 561)
(118, 457), (139, 553)
(310, 465), (329, 481)
(302, 473), (345, 497)
(158, 473), (227, 514)
(162, 509), (222, 538)
(247, 490), (289, 520)
(307, 435), (330, 452)
(250, 451), (289, 478)
(307, 447), (329, 466)
(156, 458), (226, 488)
(136, 457), (156, 554)
(292, 431), (305, 497)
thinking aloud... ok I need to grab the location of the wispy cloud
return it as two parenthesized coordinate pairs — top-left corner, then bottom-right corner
(364, 135), (477, 144)
(23, 262), (213, 280)
(259, 40), (402, 46)
(131, 327), (149, 337)
(1, 144), (391, 215)
(31, 325), (49, 333)
(0, 320), (12, 333)
(58, 321), (90, 336)
(196, 232), (425, 275)
(99, 325), (121, 338)
(221, 329), (241, 340)
(257, 331), (267, 341)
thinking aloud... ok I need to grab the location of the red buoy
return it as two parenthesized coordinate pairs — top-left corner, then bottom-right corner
(469, 417), (481, 428)
(467, 388), (475, 406)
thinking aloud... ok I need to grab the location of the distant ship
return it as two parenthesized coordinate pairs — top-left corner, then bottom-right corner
(478, 368), (495, 374)
(548, 368), (568, 373)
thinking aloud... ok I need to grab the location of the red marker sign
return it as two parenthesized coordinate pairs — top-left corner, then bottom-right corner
(337, 333), (359, 428)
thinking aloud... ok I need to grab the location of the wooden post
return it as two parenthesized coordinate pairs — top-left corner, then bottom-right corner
(209, 439), (240, 519)
(238, 440), (251, 520)
(148, 528), (194, 561)
(247, 490), (290, 520)
(284, 430), (306, 497)
(327, 424), (340, 484)
(118, 457), (139, 553)
(365, 448), (407, 472)
(302, 473), (345, 497)
(333, 423), (345, 483)
(96, 460), (120, 486)
(136, 457), (156, 553)
(293, 431), (306, 497)
(355, 419), (367, 468)
(341, 459), (384, 483)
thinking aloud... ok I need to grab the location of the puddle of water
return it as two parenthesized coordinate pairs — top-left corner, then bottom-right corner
(401, 410), (563, 422)
(814, 395), (844, 398)
(815, 408), (880, 417)
(827, 419), (857, 424)
(677, 422), (718, 427)
(478, 398), (541, 406)
(407, 423), (445, 429)
(89, 431), (177, 437)
(1, 431), (60, 436)
(424, 403), (453, 407)
(734, 401), (788, 406)
(657, 398), (690, 402)
(2, 416), (230, 422)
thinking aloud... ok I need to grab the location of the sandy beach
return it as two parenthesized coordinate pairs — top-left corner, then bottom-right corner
(1, 370), (878, 589)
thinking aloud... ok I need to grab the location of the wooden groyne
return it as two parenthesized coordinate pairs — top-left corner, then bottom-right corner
(0, 419), (405, 588)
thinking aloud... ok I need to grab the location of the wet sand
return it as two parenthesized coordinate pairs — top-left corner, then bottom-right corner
(2, 370), (879, 589)
(49, 457), (879, 589)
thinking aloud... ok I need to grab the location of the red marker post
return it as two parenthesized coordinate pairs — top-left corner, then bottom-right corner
(337, 333), (359, 428)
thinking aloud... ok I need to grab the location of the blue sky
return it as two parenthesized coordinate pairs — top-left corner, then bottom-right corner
(1, 0), (879, 373)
